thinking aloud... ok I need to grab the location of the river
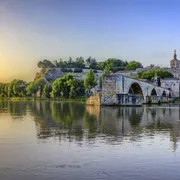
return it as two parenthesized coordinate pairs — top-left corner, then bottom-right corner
(0, 101), (180, 180)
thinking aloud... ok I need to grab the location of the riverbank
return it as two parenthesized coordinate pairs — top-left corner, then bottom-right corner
(172, 98), (180, 104)
(0, 97), (86, 102)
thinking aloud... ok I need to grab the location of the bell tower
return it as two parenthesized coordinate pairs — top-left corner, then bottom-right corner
(174, 49), (177, 60)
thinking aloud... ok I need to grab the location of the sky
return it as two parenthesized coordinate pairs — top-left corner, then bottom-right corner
(1, 0), (180, 82)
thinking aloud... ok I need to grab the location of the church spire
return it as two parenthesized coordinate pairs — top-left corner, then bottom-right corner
(174, 49), (177, 60)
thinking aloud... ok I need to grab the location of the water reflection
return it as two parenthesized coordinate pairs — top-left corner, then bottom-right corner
(1, 100), (180, 151)
(0, 100), (27, 119)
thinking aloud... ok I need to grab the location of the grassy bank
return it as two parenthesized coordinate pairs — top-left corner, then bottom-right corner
(0, 97), (86, 102)
(171, 98), (180, 103)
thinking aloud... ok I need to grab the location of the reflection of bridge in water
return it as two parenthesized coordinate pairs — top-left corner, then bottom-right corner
(86, 105), (180, 151)
(1, 101), (179, 151)
(101, 74), (172, 105)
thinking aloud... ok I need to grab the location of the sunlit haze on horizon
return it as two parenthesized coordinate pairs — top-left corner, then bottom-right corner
(0, 0), (180, 82)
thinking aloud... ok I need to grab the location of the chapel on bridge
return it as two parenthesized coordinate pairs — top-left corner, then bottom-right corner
(170, 50), (180, 69)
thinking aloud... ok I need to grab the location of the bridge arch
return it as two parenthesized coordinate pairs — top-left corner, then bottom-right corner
(128, 82), (144, 97)
(162, 90), (166, 97)
(151, 88), (157, 96)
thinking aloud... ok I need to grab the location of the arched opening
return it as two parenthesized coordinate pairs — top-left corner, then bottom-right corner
(128, 82), (143, 96)
(162, 90), (166, 97)
(151, 88), (157, 96)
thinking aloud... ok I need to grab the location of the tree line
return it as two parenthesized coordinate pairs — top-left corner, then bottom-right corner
(0, 69), (97, 99)
(37, 57), (143, 72)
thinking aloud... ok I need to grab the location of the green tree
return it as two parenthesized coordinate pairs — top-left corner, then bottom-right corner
(13, 80), (27, 97)
(50, 74), (73, 98)
(86, 57), (97, 69)
(97, 58), (128, 72)
(125, 61), (143, 70)
(7, 79), (17, 97)
(0, 83), (8, 98)
(37, 59), (55, 68)
(42, 84), (52, 98)
(84, 69), (97, 95)
(51, 74), (84, 98)
(26, 82), (38, 97)
(35, 78), (46, 97)
(75, 57), (85, 68)
(68, 57), (73, 67)
(103, 66), (110, 75)
(137, 69), (173, 80)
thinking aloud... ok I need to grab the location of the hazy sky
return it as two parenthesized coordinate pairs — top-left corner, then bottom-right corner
(0, 0), (180, 82)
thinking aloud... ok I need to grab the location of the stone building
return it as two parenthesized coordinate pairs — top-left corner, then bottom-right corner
(164, 68), (180, 79)
(161, 78), (180, 97)
(170, 50), (180, 69)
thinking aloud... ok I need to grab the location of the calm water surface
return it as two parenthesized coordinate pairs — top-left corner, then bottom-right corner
(0, 101), (180, 180)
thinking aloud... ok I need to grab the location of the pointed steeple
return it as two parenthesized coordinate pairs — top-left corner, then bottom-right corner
(174, 49), (177, 60)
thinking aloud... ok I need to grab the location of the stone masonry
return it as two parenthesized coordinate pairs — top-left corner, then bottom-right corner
(101, 74), (171, 106)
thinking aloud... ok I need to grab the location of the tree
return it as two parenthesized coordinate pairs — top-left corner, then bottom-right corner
(68, 57), (73, 67)
(13, 80), (27, 97)
(0, 83), (8, 98)
(103, 66), (110, 75)
(51, 74), (74, 98)
(50, 74), (84, 98)
(7, 79), (17, 97)
(75, 57), (85, 68)
(137, 69), (173, 80)
(86, 57), (97, 69)
(37, 59), (55, 68)
(26, 82), (38, 97)
(42, 84), (52, 98)
(125, 61), (143, 70)
(84, 69), (97, 95)
(35, 78), (47, 97)
(54, 60), (58, 67)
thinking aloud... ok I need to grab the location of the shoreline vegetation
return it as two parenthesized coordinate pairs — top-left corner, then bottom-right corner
(0, 58), (174, 101)
(0, 97), (86, 102)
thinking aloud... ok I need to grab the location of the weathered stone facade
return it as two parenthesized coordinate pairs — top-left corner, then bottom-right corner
(101, 74), (171, 106)
(115, 71), (137, 77)
(161, 78), (180, 97)
(101, 75), (118, 105)
(44, 68), (64, 81)
(164, 68), (180, 79)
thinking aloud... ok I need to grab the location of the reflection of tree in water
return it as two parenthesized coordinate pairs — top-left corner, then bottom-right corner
(51, 102), (73, 128)
(84, 111), (98, 138)
(0, 100), (8, 113)
(28, 101), (86, 140)
(0, 100), (27, 119)
(3, 100), (180, 151)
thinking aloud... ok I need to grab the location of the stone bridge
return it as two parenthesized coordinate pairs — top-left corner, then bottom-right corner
(101, 74), (172, 105)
